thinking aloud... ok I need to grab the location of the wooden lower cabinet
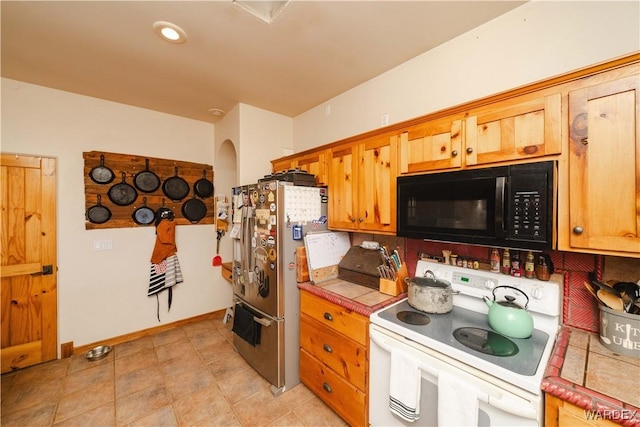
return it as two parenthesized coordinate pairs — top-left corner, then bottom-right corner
(221, 262), (233, 283)
(300, 349), (366, 426)
(299, 291), (369, 426)
(545, 394), (622, 427)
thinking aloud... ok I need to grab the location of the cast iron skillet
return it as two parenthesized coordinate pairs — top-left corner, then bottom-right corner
(182, 190), (207, 224)
(163, 167), (190, 202)
(108, 172), (138, 206)
(86, 195), (112, 224)
(132, 197), (155, 226)
(89, 154), (115, 185)
(133, 159), (161, 193)
(194, 169), (214, 198)
(154, 199), (174, 226)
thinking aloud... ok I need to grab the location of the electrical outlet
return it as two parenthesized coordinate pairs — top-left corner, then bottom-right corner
(381, 113), (389, 126)
(93, 239), (113, 251)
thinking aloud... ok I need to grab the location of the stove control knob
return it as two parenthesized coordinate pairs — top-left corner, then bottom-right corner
(484, 279), (496, 290)
(531, 287), (545, 300)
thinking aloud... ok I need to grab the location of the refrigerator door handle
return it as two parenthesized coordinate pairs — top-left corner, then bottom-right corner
(253, 316), (272, 327)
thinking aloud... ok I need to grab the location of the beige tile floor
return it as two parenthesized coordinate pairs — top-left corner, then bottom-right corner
(1, 315), (348, 427)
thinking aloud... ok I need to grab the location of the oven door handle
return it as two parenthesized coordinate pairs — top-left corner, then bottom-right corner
(485, 394), (538, 420)
(370, 330), (538, 421)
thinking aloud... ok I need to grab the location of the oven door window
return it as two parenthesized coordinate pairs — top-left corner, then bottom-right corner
(398, 173), (499, 240)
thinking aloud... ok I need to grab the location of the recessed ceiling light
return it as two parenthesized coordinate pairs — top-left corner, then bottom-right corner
(208, 108), (226, 116)
(153, 21), (187, 44)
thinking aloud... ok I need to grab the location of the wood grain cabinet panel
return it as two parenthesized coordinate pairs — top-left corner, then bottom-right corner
(299, 290), (369, 426)
(300, 348), (366, 427)
(328, 133), (397, 234)
(465, 92), (561, 166)
(562, 68), (640, 257)
(300, 314), (367, 391)
(545, 394), (621, 427)
(300, 291), (369, 346)
(271, 148), (328, 185)
(399, 116), (463, 173)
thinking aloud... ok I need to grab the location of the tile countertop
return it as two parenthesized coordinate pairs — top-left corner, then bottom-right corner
(297, 279), (406, 317)
(542, 326), (640, 426)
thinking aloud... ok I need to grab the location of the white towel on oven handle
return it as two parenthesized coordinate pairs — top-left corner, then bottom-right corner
(437, 370), (479, 427)
(389, 348), (421, 422)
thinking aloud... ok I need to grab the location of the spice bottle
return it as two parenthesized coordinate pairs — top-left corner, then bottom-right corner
(490, 248), (500, 273)
(501, 248), (511, 275)
(536, 254), (551, 281)
(524, 251), (535, 279)
(450, 254), (458, 266)
(511, 250), (521, 277)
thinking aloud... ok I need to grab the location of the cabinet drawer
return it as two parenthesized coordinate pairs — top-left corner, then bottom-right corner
(300, 348), (366, 427)
(300, 291), (369, 346)
(300, 314), (367, 391)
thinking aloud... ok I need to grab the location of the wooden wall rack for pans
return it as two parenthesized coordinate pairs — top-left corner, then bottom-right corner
(83, 151), (214, 230)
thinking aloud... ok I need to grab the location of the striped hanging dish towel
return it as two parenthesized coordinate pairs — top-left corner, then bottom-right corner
(148, 254), (183, 321)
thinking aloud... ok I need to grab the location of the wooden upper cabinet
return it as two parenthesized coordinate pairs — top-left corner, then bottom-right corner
(399, 116), (463, 174)
(328, 134), (397, 233)
(271, 149), (328, 185)
(295, 149), (328, 185)
(465, 92), (562, 166)
(328, 144), (358, 230)
(271, 157), (293, 174)
(563, 72), (640, 256)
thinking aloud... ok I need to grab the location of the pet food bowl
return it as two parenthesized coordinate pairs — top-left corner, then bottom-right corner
(84, 345), (112, 361)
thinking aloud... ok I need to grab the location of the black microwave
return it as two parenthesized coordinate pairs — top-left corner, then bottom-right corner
(397, 161), (555, 250)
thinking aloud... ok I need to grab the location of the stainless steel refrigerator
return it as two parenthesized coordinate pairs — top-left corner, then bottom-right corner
(230, 180), (328, 396)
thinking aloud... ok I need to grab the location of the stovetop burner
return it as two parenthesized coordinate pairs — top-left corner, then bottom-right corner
(397, 310), (430, 325)
(375, 300), (549, 376)
(453, 327), (518, 357)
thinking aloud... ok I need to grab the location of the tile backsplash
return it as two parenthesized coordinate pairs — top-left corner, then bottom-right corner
(352, 232), (639, 333)
(401, 239), (640, 334)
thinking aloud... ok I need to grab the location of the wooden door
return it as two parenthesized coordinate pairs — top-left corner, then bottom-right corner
(357, 134), (397, 233)
(465, 92), (561, 166)
(399, 117), (463, 173)
(567, 75), (640, 255)
(328, 144), (358, 230)
(1, 154), (57, 373)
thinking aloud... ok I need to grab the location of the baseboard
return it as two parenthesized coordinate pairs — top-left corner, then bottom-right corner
(72, 309), (227, 356)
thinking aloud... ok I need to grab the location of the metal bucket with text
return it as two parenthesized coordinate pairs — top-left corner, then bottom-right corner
(599, 304), (640, 359)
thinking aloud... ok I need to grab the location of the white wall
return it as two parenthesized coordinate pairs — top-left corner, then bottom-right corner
(1, 79), (223, 348)
(293, 1), (640, 151)
(237, 103), (293, 185)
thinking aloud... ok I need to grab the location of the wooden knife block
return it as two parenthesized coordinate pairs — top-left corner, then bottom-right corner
(379, 263), (408, 296)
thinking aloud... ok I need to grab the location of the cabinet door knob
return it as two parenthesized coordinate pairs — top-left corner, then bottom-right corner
(359, 217), (364, 222)
(322, 382), (333, 393)
(451, 150), (458, 157)
(323, 312), (333, 321)
(573, 226), (584, 235)
(466, 147), (474, 154)
(323, 343), (333, 353)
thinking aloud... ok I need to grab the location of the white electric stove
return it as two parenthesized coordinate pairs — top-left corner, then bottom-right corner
(369, 260), (562, 427)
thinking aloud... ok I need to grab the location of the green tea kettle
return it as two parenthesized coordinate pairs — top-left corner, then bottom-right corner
(483, 286), (534, 339)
